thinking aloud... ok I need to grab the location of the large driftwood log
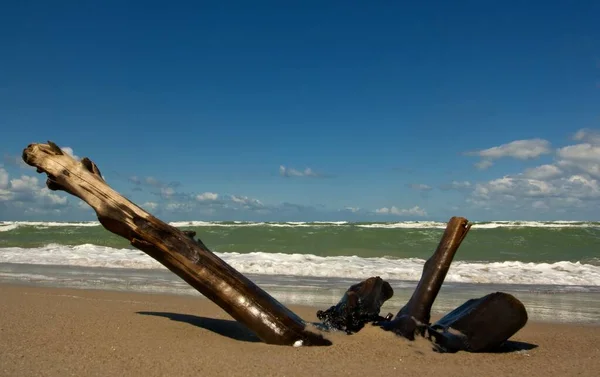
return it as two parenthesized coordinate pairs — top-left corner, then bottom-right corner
(381, 216), (471, 339)
(427, 292), (528, 353)
(22, 142), (330, 346)
(316, 276), (393, 334)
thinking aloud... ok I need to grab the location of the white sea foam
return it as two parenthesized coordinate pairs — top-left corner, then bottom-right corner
(1, 220), (599, 231)
(1, 244), (598, 286)
(470, 221), (597, 229)
(168, 221), (349, 228)
(356, 221), (448, 229)
(0, 224), (20, 232)
(0, 221), (101, 231)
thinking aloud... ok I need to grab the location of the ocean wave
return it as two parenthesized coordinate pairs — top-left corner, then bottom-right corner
(0, 221), (101, 231)
(169, 221), (350, 228)
(2, 220), (599, 231)
(1, 244), (598, 286)
(471, 221), (598, 229)
(355, 221), (448, 229)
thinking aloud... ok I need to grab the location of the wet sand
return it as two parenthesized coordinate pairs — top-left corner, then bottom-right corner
(1, 284), (599, 377)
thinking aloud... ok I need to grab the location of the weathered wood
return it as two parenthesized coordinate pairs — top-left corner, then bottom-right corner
(381, 216), (471, 339)
(426, 292), (529, 353)
(22, 142), (331, 346)
(316, 276), (394, 334)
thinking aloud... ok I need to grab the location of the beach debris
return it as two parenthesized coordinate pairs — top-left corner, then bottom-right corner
(380, 217), (472, 340)
(376, 216), (529, 352)
(316, 276), (394, 334)
(22, 141), (331, 347)
(22, 141), (530, 352)
(426, 292), (529, 353)
(319, 216), (529, 352)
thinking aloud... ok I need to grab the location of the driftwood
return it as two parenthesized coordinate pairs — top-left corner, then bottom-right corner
(317, 217), (528, 352)
(23, 141), (530, 352)
(316, 276), (393, 334)
(373, 217), (528, 352)
(380, 216), (472, 339)
(22, 142), (330, 347)
(426, 292), (528, 352)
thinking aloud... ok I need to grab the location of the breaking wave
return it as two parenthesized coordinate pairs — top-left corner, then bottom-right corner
(1, 244), (598, 286)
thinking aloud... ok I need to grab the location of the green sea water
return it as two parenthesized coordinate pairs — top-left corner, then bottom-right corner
(1, 221), (599, 264)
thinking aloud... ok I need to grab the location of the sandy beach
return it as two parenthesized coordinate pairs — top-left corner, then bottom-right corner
(1, 284), (598, 377)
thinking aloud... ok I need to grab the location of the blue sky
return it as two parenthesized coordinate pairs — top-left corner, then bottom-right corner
(1, 1), (599, 222)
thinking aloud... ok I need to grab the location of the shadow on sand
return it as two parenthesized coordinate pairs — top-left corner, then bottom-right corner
(137, 311), (261, 343)
(491, 340), (538, 353)
(137, 311), (538, 352)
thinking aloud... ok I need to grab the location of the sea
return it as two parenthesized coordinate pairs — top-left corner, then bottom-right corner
(1, 220), (599, 324)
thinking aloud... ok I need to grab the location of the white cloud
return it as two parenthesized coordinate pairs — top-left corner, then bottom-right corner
(475, 160), (494, 170)
(10, 175), (39, 193)
(472, 139), (552, 160)
(196, 192), (219, 201)
(159, 187), (175, 198)
(407, 183), (432, 191)
(440, 180), (472, 191)
(557, 143), (600, 162)
(0, 189), (11, 201)
(61, 147), (79, 161)
(555, 128), (600, 179)
(230, 195), (264, 208)
(468, 130), (600, 213)
(473, 176), (556, 199)
(467, 139), (551, 169)
(0, 170), (69, 211)
(522, 164), (563, 180)
(471, 172), (600, 211)
(165, 202), (190, 212)
(375, 205), (427, 217)
(142, 202), (158, 211)
(558, 159), (600, 178)
(279, 165), (320, 178)
(77, 200), (91, 210)
(344, 207), (360, 213)
(40, 191), (68, 206)
(573, 128), (600, 144)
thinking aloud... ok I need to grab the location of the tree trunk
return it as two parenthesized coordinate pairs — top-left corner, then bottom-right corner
(22, 141), (331, 347)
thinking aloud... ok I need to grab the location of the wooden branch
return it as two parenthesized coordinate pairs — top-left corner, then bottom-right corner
(381, 216), (471, 338)
(22, 142), (331, 347)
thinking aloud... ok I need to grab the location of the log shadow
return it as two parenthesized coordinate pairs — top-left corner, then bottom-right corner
(137, 311), (261, 343)
(490, 340), (538, 353)
(431, 339), (538, 354)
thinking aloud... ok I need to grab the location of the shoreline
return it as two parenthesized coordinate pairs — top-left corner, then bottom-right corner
(2, 263), (600, 325)
(1, 283), (600, 376)
(3, 279), (600, 327)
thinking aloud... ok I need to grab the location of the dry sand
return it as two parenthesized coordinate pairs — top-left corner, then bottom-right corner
(1, 284), (599, 377)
